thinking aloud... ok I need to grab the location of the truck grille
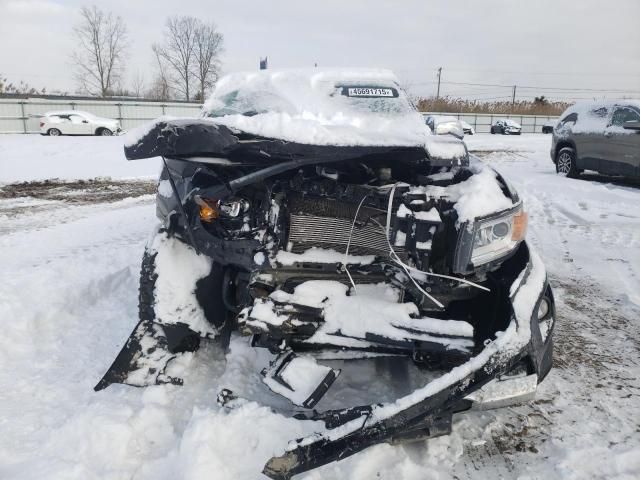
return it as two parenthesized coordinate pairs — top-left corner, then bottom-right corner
(287, 195), (402, 258)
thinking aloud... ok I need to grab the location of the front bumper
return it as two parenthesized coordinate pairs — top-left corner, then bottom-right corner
(262, 242), (554, 479)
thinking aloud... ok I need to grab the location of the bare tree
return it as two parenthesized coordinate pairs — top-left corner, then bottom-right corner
(131, 71), (145, 98)
(193, 22), (223, 101)
(71, 6), (128, 96)
(154, 16), (198, 100)
(150, 44), (173, 100)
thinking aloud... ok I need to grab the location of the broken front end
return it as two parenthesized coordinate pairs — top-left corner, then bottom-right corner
(97, 121), (554, 479)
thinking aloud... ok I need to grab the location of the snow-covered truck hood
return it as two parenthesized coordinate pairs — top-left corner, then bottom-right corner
(124, 68), (467, 164)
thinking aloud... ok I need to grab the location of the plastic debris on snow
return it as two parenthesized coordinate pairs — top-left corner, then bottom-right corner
(262, 355), (336, 406)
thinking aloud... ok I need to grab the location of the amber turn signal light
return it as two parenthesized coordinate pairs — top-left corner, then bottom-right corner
(512, 210), (528, 241)
(195, 196), (219, 223)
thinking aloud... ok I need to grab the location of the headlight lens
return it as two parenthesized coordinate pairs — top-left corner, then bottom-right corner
(195, 196), (250, 223)
(471, 208), (528, 265)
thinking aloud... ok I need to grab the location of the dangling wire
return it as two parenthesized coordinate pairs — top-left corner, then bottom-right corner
(343, 194), (369, 295)
(379, 183), (490, 307)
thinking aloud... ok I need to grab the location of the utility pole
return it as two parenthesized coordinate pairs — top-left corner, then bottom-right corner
(436, 67), (442, 99)
(512, 85), (517, 105)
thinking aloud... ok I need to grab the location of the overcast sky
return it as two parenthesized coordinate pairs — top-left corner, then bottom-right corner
(1, 0), (639, 101)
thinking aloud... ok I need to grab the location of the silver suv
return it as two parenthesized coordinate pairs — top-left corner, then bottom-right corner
(551, 101), (640, 179)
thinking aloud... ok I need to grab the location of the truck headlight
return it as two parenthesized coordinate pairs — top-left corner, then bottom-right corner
(470, 208), (528, 266)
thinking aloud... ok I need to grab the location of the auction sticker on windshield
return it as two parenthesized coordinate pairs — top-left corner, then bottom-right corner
(345, 87), (396, 97)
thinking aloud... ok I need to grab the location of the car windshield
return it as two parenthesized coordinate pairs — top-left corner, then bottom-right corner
(206, 85), (415, 118)
(201, 69), (431, 147)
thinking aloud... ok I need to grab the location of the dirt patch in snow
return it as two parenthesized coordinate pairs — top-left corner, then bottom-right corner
(553, 277), (640, 371)
(0, 178), (156, 204)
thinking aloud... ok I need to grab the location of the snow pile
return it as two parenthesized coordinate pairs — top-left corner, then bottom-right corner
(151, 232), (217, 337)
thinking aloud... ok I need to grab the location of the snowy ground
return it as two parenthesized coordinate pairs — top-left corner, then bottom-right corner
(1, 133), (639, 479)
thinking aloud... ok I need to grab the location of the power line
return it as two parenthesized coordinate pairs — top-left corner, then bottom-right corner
(398, 65), (640, 78)
(426, 80), (640, 94)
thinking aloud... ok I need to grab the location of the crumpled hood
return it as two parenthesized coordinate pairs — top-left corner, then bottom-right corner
(123, 117), (468, 165)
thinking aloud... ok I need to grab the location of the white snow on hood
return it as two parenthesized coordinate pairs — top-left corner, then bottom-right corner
(202, 68), (466, 159)
(409, 160), (514, 224)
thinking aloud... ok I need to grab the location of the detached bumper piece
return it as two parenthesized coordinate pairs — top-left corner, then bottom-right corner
(261, 352), (341, 409)
(260, 246), (553, 480)
(94, 320), (201, 391)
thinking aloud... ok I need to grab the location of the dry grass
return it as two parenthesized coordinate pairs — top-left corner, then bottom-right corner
(416, 96), (572, 116)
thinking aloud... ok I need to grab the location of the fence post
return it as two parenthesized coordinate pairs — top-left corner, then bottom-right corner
(71, 102), (76, 111)
(20, 101), (27, 133)
(161, 104), (166, 115)
(117, 103), (123, 124)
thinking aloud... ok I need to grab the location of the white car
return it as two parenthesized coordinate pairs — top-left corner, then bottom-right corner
(39, 111), (122, 136)
(425, 115), (465, 137)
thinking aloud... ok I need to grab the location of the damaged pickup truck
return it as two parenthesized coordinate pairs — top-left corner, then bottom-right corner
(96, 69), (555, 479)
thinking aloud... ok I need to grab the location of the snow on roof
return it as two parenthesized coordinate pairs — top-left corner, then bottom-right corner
(43, 110), (101, 119)
(564, 99), (640, 112)
(558, 100), (640, 133)
(44, 111), (82, 116)
(202, 68), (463, 155)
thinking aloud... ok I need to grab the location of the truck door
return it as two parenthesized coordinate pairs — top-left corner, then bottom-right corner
(601, 106), (640, 177)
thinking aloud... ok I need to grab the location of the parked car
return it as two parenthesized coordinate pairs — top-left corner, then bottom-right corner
(425, 115), (465, 137)
(542, 120), (557, 134)
(459, 119), (475, 135)
(39, 110), (122, 136)
(97, 69), (554, 479)
(490, 118), (522, 135)
(551, 101), (640, 179)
